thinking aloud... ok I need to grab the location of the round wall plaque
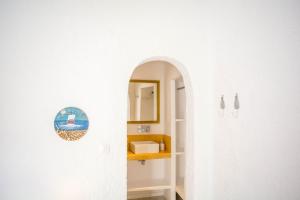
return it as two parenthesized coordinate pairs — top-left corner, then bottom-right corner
(54, 107), (89, 141)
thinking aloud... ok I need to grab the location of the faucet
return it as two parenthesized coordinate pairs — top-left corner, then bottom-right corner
(137, 125), (150, 133)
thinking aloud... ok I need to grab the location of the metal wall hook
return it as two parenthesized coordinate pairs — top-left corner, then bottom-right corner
(220, 95), (225, 110)
(234, 93), (240, 110)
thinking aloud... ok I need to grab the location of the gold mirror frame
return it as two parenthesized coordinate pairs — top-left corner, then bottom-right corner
(127, 79), (160, 124)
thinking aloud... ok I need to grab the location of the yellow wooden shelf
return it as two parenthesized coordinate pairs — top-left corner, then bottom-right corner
(128, 150), (171, 160)
(127, 134), (171, 160)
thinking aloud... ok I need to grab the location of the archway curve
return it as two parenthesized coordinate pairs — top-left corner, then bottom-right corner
(126, 56), (195, 200)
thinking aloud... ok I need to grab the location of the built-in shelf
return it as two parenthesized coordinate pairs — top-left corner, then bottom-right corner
(176, 185), (185, 200)
(176, 147), (184, 155)
(176, 86), (185, 90)
(173, 79), (186, 200)
(128, 179), (171, 192)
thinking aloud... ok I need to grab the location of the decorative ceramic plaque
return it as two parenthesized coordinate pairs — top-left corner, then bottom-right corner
(54, 107), (89, 141)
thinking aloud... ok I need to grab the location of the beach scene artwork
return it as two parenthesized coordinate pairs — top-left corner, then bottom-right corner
(54, 107), (89, 141)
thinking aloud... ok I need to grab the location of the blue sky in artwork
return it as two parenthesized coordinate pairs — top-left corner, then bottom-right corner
(55, 107), (88, 121)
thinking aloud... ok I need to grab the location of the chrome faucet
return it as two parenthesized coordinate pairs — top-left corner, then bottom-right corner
(137, 125), (150, 133)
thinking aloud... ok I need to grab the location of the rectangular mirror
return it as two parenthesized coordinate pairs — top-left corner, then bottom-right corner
(128, 80), (160, 124)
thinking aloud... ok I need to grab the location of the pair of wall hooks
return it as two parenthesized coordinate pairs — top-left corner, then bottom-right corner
(220, 93), (240, 117)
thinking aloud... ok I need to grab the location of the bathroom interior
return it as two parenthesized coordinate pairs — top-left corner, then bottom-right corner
(127, 60), (187, 200)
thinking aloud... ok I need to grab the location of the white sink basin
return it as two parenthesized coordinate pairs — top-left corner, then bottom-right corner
(130, 141), (159, 154)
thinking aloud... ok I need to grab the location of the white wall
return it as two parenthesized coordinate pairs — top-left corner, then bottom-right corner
(1, 0), (299, 200)
(0, 1), (213, 200)
(213, 0), (300, 200)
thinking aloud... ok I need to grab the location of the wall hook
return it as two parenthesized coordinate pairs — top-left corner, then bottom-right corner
(233, 93), (240, 118)
(234, 93), (240, 110)
(219, 95), (225, 117)
(220, 95), (225, 110)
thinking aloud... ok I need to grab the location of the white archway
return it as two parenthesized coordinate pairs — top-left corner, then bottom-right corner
(126, 56), (195, 200)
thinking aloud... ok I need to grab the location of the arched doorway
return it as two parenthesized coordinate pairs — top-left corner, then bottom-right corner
(126, 57), (194, 200)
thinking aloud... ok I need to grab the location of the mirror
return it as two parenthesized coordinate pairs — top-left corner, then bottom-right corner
(128, 80), (160, 124)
